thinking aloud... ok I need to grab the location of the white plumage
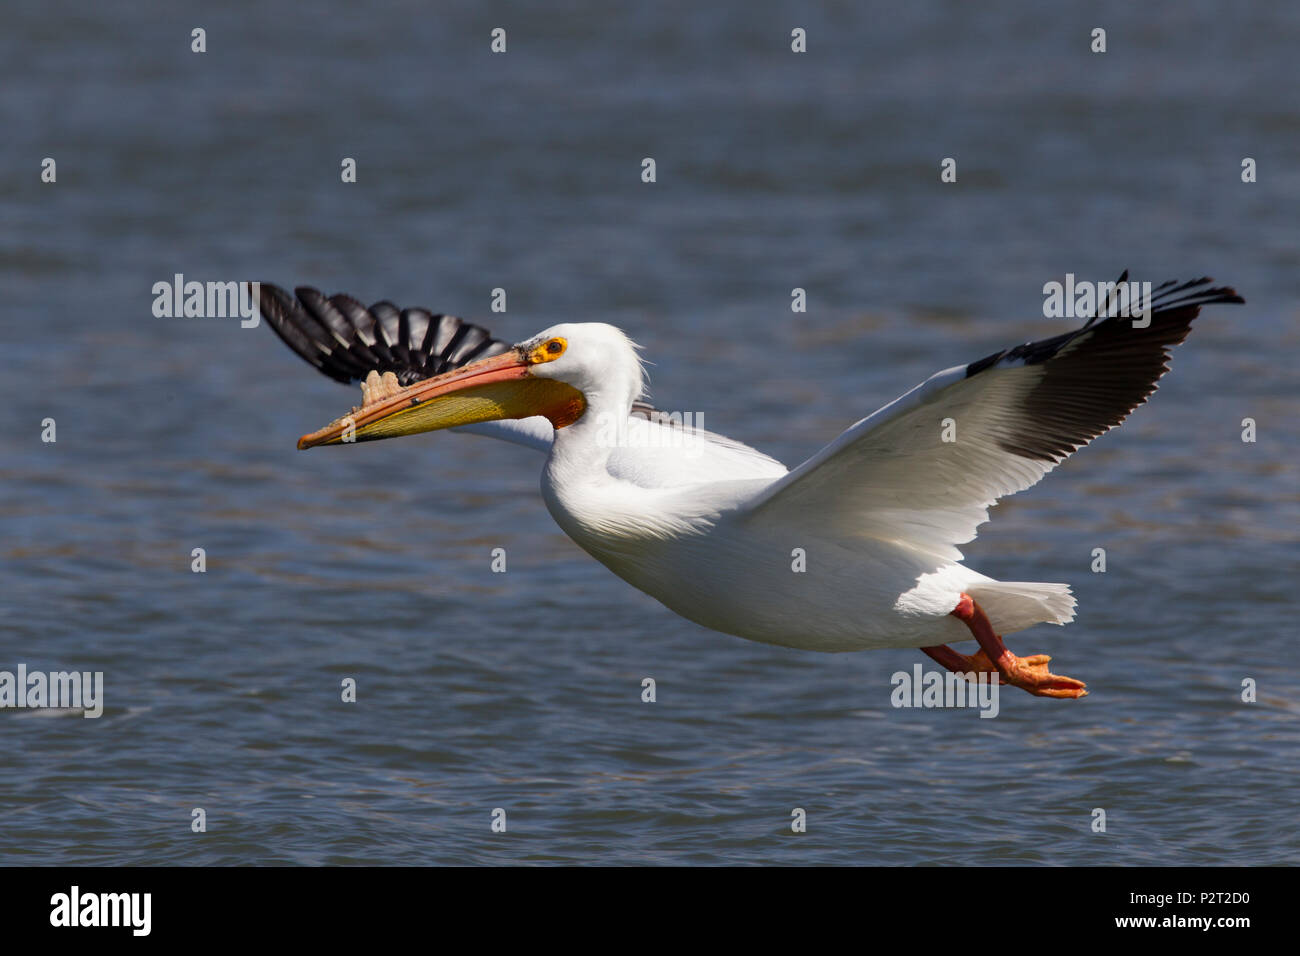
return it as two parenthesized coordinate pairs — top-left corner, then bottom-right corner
(513, 324), (1070, 652)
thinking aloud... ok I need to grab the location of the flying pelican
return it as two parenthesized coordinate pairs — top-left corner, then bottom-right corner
(254, 276), (1242, 699)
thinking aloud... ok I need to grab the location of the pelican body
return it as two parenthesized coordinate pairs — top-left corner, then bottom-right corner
(256, 277), (1242, 697)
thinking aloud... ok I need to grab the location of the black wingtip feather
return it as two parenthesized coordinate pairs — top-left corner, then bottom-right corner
(252, 284), (515, 387)
(963, 273), (1244, 463)
(252, 282), (355, 385)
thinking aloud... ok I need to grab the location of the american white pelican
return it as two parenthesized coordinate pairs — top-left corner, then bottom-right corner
(255, 276), (1242, 699)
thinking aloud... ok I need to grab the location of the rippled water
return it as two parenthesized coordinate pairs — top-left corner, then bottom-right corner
(2, 1), (1297, 865)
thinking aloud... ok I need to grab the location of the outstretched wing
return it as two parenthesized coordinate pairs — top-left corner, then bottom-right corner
(742, 275), (1244, 560)
(253, 283), (513, 386)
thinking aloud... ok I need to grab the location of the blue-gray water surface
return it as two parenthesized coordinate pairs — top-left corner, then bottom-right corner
(1, 1), (1297, 865)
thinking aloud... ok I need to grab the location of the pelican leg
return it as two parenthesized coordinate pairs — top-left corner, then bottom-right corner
(946, 593), (1088, 699)
(920, 643), (1005, 681)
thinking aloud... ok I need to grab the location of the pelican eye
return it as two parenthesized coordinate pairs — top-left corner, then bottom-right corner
(529, 337), (567, 363)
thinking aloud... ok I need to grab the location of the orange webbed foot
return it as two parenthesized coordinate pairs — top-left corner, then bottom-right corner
(998, 651), (1088, 699)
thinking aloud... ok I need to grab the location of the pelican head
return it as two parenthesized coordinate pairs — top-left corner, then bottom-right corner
(296, 322), (644, 449)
